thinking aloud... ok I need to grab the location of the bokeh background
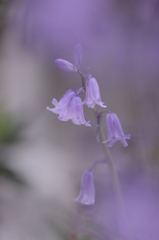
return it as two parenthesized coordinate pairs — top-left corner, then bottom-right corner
(0, 0), (159, 239)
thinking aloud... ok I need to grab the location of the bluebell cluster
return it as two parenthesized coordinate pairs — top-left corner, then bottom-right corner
(47, 44), (130, 205)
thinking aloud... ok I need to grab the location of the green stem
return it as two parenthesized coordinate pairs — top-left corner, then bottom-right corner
(93, 108), (126, 214)
(100, 125), (125, 213)
(94, 108), (131, 238)
(78, 72), (132, 238)
(78, 71), (127, 219)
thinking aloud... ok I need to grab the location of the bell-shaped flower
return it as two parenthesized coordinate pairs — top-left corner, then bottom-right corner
(74, 44), (83, 70)
(46, 89), (76, 121)
(46, 89), (91, 126)
(104, 112), (130, 147)
(83, 76), (107, 108)
(55, 59), (77, 72)
(74, 171), (95, 205)
(55, 44), (83, 72)
(70, 96), (91, 126)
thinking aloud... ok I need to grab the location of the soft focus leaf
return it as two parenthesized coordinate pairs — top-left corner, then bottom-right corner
(0, 113), (23, 144)
(0, 161), (27, 186)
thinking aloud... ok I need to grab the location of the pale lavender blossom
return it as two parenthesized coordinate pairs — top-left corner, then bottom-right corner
(74, 171), (95, 205)
(104, 112), (130, 147)
(55, 44), (83, 72)
(46, 89), (91, 126)
(83, 76), (107, 108)
(70, 96), (91, 126)
(46, 89), (76, 121)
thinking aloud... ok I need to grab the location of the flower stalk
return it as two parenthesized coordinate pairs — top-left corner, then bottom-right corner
(47, 44), (131, 236)
(80, 72), (128, 222)
(99, 122), (126, 216)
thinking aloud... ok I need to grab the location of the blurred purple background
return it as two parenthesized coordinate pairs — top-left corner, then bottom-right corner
(0, 0), (159, 239)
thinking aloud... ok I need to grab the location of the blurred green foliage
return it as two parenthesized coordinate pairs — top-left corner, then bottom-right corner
(0, 113), (23, 144)
(0, 0), (10, 35)
(0, 111), (27, 186)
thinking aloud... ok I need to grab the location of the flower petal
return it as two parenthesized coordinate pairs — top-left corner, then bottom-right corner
(71, 96), (91, 126)
(47, 89), (75, 119)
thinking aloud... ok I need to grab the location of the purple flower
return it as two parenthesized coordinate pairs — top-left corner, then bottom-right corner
(55, 44), (83, 72)
(83, 76), (107, 108)
(104, 112), (130, 147)
(46, 89), (76, 121)
(74, 171), (95, 205)
(46, 89), (91, 126)
(70, 96), (91, 126)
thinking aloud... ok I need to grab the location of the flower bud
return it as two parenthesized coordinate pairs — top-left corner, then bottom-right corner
(74, 171), (95, 205)
(55, 59), (77, 72)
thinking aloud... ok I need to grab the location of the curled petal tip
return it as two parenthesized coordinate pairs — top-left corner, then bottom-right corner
(74, 198), (94, 205)
(85, 121), (91, 127)
(99, 103), (107, 108)
(127, 134), (131, 139)
(46, 106), (51, 111)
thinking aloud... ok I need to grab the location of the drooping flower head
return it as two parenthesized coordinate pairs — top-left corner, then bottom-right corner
(70, 96), (91, 126)
(46, 89), (91, 126)
(46, 89), (76, 121)
(74, 170), (95, 205)
(104, 112), (130, 147)
(83, 76), (107, 109)
(55, 44), (83, 72)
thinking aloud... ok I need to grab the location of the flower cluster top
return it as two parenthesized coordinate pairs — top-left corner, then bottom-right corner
(47, 44), (106, 126)
(47, 44), (130, 148)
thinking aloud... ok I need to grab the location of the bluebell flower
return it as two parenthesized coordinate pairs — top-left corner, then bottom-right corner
(83, 76), (107, 108)
(104, 112), (130, 147)
(70, 96), (91, 126)
(47, 89), (91, 126)
(46, 89), (76, 121)
(74, 171), (95, 205)
(55, 44), (83, 72)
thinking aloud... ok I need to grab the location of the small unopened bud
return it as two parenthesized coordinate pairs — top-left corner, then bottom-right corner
(74, 171), (95, 205)
(55, 59), (77, 72)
